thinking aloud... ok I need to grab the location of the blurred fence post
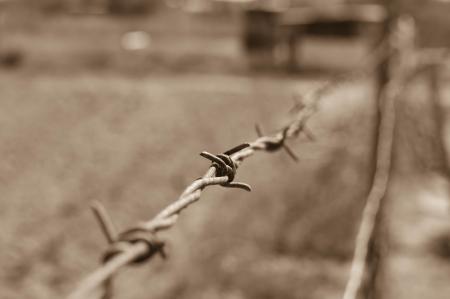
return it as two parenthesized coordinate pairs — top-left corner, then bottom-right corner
(362, 4), (393, 297)
(364, 13), (416, 299)
(428, 61), (450, 174)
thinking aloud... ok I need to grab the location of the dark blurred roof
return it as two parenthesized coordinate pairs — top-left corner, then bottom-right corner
(282, 3), (387, 25)
(216, 0), (386, 23)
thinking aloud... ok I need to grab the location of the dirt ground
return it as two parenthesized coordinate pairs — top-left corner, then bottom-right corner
(1, 5), (449, 299)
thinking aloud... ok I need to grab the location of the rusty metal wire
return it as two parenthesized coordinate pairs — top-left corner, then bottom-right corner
(66, 32), (395, 299)
(67, 84), (321, 299)
(342, 15), (417, 299)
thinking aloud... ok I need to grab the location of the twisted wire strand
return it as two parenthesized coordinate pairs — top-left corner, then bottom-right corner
(342, 15), (417, 299)
(67, 101), (318, 299)
(67, 37), (392, 299)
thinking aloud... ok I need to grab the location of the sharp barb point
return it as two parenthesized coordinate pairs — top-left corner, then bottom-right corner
(255, 123), (264, 137)
(225, 182), (252, 192)
(91, 201), (117, 244)
(223, 143), (250, 156)
(283, 144), (299, 162)
(303, 126), (315, 141)
(200, 151), (227, 170)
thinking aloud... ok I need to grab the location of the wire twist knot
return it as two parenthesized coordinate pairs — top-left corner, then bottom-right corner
(256, 125), (299, 161)
(103, 228), (166, 265)
(200, 143), (252, 192)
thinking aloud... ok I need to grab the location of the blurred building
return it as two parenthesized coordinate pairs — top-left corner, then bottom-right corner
(25, 0), (163, 15)
(217, 0), (387, 70)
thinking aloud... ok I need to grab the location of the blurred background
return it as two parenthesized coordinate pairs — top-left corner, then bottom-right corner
(1, 0), (450, 299)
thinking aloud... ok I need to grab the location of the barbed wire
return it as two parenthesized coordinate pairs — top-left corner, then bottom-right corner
(67, 77), (322, 299)
(341, 15), (417, 299)
(67, 29), (398, 299)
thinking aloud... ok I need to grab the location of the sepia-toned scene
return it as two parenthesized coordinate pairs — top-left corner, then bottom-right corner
(1, 1), (450, 299)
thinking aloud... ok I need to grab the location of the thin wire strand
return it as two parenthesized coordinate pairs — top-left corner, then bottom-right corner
(67, 115), (314, 299)
(342, 15), (416, 299)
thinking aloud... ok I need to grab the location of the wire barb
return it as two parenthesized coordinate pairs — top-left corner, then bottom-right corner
(90, 202), (118, 299)
(200, 146), (252, 192)
(289, 94), (305, 114)
(91, 201), (118, 244)
(103, 229), (166, 265)
(256, 124), (299, 162)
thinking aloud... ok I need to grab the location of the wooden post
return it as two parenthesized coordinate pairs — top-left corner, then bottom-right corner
(428, 62), (450, 175)
(362, 5), (393, 299)
(364, 10), (416, 299)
